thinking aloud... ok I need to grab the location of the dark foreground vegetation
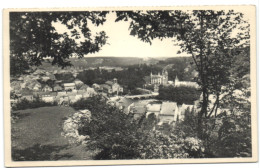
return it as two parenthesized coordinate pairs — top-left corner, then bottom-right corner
(71, 96), (251, 159)
(158, 86), (201, 105)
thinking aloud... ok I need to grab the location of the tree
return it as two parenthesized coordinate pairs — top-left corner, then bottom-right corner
(72, 96), (205, 159)
(158, 85), (200, 104)
(10, 11), (109, 76)
(115, 10), (250, 138)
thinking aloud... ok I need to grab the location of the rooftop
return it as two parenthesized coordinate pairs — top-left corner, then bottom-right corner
(146, 104), (161, 112)
(160, 102), (177, 116)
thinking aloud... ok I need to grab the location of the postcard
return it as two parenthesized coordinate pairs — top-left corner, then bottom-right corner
(3, 6), (257, 167)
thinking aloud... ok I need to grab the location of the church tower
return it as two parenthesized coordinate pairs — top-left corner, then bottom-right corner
(162, 69), (168, 85)
(175, 75), (179, 86)
(113, 78), (118, 84)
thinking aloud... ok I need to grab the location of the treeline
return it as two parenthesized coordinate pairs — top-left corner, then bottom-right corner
(54, 73), (75, 83)
(158, 86), (201, 105)
(77, 64), (155, 91)
(12, 98), (57, 111)
(157, 57), (196, 81)
(76, 61), (196, 91)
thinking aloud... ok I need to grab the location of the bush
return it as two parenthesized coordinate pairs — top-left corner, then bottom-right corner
(72, 96), (206, 159)
(12, 98), (57, 111)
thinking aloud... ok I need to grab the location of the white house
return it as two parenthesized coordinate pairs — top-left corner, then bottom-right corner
(42, 85), (52, 92)
(42, 95), (54, 103)
(101, 78), (123, 95)
(159, 102), (178, 124)
(146, 104), (161, 118)
(174, 76), (199, 88)
(63, 83), (76, 91)
(74, 79), (84, 86)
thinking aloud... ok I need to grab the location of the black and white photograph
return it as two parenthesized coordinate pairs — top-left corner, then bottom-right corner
(3, 6), (257, 167)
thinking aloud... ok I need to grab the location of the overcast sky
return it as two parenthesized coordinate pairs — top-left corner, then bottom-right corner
(54, 12), (190, 58)
(54, 9), (251, 58)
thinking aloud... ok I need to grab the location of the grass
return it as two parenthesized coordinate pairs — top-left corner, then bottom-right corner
(11, 106), (95, 161)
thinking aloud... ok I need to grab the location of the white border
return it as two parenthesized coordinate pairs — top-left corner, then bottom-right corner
(1, 0), (259, 168)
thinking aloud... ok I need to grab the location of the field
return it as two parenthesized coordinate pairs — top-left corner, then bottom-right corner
(11, 106), (95, 161)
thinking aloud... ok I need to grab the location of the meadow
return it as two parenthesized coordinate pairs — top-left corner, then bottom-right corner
(11, 106), (95, 161)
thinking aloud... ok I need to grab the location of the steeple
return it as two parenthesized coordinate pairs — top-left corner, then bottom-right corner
(163, 69), (168, 75)
(113, 78), (118, 84)
(175, 75), (179, 82)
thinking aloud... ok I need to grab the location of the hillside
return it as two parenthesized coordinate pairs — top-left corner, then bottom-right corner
(39, 57), (161, 70)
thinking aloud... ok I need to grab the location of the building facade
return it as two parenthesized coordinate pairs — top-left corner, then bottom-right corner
(174, 76), (199, 88)
(150, 70), (168, 86)
(101, 78), (123, 95)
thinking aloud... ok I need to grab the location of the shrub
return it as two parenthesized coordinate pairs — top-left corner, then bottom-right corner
(12, 98), (57, 111)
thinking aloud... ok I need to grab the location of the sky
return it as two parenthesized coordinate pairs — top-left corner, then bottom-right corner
(54, 9), (251, 58)
(54, 12), (190, 58)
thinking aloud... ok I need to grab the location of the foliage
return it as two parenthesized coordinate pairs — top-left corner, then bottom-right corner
(54, 72), (75, 83)
(214, 73), (251, 157)
(158, 85), (201, 104)
(115, 10), (250, 139)
(10, 11), (109, 76)
(12, 97), (57, 111)
(76, 65), (149, 91)
(76, 61), (195, 92)
(71, 96), (205, 159)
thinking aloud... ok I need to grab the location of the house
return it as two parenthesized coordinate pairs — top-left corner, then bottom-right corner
(59, 96), (69, 106)
(159, 102), (178, 124)
(41, 76), (50, 82)
(55, 80), (63, 84)
(69, 96), (76, 103)
(53, 84), (63, 92)
(101, 78), (123, 95)
(57, 91), (67, 97)
(86, 87), (96, 97)
(20, 82), (27, 89)
(174, 76), (199, 88)
(30, 81), (42, 91)
(82, 92), (91, 98)
(67, 92), (77, 97)
(20, 95), (34, 102)
(100, 84), (112, 94)
(66, 91), (78, 103)
(92, 83), (101, 91)
(150, 70), (168, 86)
(128, 103), (146, 120)
(48, 74), (56, 81)
(32, 75), (40, 80)
(11, 81), (22, 91)
(20, 89), (34, 102)
(78, 84), (89, 91)
(32, 83), (42, 91)
(42, 85), (52, 92)
(74, 79), (84, 86)
(63, 83), (76, 91)
(23, 76), (32, 82)
(75, 94), (83, 101)
(146, 103), (161, 118)
(42, 94), (55, 103)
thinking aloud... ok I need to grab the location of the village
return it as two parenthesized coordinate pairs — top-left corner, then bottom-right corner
(10, 65), (202, 128)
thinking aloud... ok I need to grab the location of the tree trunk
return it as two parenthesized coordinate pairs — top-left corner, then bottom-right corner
(198, 86), (208, 139)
